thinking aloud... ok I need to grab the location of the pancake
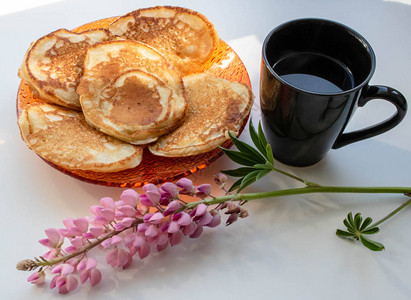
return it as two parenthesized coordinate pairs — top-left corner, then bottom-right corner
(18, 28), (111, 110)
(77, 40), (187, 144)
(148, 73), (253, 157)
(18, 103), (143, 172)
(108, 6), (219, 76)
(81, 69), (183, 144)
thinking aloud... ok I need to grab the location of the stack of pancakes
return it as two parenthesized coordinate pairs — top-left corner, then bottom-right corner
(18, 6), (253, 173)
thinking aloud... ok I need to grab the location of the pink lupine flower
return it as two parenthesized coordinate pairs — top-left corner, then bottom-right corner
(83, 226), (104, 239)
(51, 263), (74, 275)
(120, 189), (139, 207)
(100, 208), (115, 222)
(167, 221), (180, 233)
(132, 234), (146, 248)
(106, 248), (131, 269)
(177, 212), (191, 226)
(195, 184), (212, 198)
(182, 222), (197, 235)
(170, 231), (183, 246)
(137, 223), (148, 233)
(100, 197), (116, 210)
(18, 178), (235, 295)
(160, 182), (179, 204)
(164, 200), (182, 216)
(190, 225), (204, 239)
(52, 274), (78, 294)
(148, 212), (164, 224)
(110, 235), (123, 246)
(176, 178), (195, 195)
(27, 271), (45, 285)
(39, 228), (62, 248)
(206, 211), (221, 228)
(156, 232), (169, 246)
(89, 205), (103, 217)
(191, 203), (207, 217)
(157, 242), (168, 252)
(123, 232), (136, 248)
(138, 243), (150, 259)
(42, 249), (58, 260)
(80, 268), (102, 286)
(140, 190), (161, 206)
(198, 211), (213, 226)
(73, 218), (89, 233)
(114, 217), (134, 231)
(214, 173), (228, 186)
(143, 212), (154, 223)
(145, 224), (159, 237)
(142, 184), (161, 207)
(117, 205), (136, 218)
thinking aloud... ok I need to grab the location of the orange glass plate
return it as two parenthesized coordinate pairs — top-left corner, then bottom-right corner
(16, 17), (252, 187)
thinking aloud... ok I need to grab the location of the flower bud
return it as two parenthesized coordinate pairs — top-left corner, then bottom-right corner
(176, 178), (195, 195)
(214, 173), (228, 186)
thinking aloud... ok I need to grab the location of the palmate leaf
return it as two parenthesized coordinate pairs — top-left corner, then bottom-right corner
(238, 170), (261, 192)
(257, 122), (268, 151)
(360, 217), (373, 231)
(256, 169), (272, 181)
(227, 131), (266, 164)
(221, 120), (275, 192)
(337, 212), (385, 251)
(266, 144), (274, 165)
(219, 147), (260, 166)
(221, 167), (256, 177)
(249, 119), (267, 157)
(360, 236), (385, 251)
(336, 229), (356, 238)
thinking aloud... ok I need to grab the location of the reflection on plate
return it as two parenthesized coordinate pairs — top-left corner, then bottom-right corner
(16, 17), (252, 188)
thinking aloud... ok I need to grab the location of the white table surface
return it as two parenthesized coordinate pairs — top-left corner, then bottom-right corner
(2, 0), (411, 299)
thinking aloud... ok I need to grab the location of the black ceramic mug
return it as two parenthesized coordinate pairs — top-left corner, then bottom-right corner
(260, 18), (407, 167)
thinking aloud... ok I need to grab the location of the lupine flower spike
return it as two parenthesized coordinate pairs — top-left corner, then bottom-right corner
(17, 178), (244, 294)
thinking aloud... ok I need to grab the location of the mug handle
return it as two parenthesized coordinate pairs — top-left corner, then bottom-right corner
(332, 85), (407, 149)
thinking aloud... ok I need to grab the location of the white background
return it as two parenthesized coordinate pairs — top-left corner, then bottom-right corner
(1, 0), (411, 299)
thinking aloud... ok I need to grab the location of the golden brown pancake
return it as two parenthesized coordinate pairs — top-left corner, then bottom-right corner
(81, 69), (183, 144)
(18, 28), (111, 110)
(148, 73), (253, 157)
(18, 103), (143, 172)
(77, 40), (187, 144)
(108, 6), (219, 76)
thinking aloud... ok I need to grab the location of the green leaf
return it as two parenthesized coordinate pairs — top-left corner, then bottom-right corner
(360, 217), (373, 231)
(238, 170), (260, 192)
(253, 163), (272, 170)
(362, 227), (380, 235)
(347, 212), (355, 228)
(256, 169), (272, 181)
(228, 177), (243, 192)
(266, 144), (274, 165)
(258, 122), (268, 151)
(336, 229), (356, 238)
(343, 219), (356, 234)
(227, 131), (266, 164)
(219, 147), (260, 166)
(360, 235), (385, 251)
(249, 120), (266, 156)
(221, 167), (255, 177)
(354, 213), (363, 231)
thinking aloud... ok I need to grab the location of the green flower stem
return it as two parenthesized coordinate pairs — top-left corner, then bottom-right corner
(186, 186), (411, 209)
(368, 198), (411, 229)
(270, 166), (319, 187)
(270, 166), (308, 184)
